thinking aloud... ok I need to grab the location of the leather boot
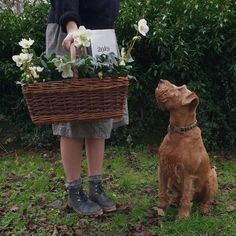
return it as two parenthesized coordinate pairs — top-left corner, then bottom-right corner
(89, 180), (116, 212)
(67, 185), (103, 216)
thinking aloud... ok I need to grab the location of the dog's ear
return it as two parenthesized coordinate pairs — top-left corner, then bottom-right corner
(182, 93), (199, 109)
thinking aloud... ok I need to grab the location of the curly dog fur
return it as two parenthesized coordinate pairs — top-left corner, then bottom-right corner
(155, 80), (218, 219)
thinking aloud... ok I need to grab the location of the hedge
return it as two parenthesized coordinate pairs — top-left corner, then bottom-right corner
(0, 0), (236, 151)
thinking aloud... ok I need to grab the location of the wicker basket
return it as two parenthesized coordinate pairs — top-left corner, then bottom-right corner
(22, 44), (129, 124)
(22, 76), (128, 124)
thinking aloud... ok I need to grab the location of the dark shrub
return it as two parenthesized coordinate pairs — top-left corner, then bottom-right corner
(1, 0), (236, 151)
(113, 0), (236, 151)
(0, 1), (56, 149)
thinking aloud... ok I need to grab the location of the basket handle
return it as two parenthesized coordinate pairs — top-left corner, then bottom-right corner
(70, 43), (79, 80)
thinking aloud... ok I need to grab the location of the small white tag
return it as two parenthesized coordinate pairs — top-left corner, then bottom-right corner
(90, 29), (119, 57)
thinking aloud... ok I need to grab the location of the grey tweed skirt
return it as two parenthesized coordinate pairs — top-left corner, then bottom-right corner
(46, 23), (129, 139)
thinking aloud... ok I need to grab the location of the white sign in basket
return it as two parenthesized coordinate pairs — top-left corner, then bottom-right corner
(90, 29), (119, 57)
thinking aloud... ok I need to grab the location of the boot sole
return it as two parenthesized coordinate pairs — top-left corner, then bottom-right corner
(103, 205), (117, 212)
(67, 203), (103, 216)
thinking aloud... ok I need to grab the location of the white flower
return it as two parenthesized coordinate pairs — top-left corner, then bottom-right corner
(12, 53), (33, 67)
(119, 59), (126, 66)
(73, 26), (92, 48)
(61, 64), (73, 78)
(138, 19), (149, 36)
(19, 38), (34, 49)
(36, 66), (44, 72)
(29, 66), (39, 78)
(12, 55), (23, 67)
(19, 53), (33, 62)
(28, 66), (43, 78)
(53, 58), (73, 77)
(52, 58), (64, 72)
(98, 71), (103, 79)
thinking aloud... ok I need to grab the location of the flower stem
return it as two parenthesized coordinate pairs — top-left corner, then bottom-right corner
(125, 32), (139, 62)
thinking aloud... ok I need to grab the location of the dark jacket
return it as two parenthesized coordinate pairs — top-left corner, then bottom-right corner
(48, 0), (120, 32)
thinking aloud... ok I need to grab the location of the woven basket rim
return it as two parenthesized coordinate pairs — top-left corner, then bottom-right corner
(22, 76), (129, 94)
(22, 76), (128, 87)
(22, 76), (129, 124)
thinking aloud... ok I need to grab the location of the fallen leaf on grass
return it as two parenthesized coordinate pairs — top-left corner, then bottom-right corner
(145, 216), (161, 227)
(145, 187), (155, 196)
(27, 222), (37, 230)
(219, 183), (235, 193)
(156, 207), (165, 216)
(94, 213), (113, 223)
(134, 232), (158, 236)
(1, 192), (10, 199)
(231, 182), (236, 188)
(75, 219), (90, 232)
(51, 224), (67, 236)
(116, 203), (130, 213)
(51, 226), (58, 236)
(47, 200), (62, 209)
(74, 229), (86, 235)
(127, 151), (138, 163)
(226, 205), (236, 212)
(10, 204), (19, 212)
(134, 224), (158, 236)
(210, 199), (219, 206)
(0, 206), (7, 213)
(128, 151), (137, 158)
(102, 173), (114, 182)
(7, 173), (27, 182)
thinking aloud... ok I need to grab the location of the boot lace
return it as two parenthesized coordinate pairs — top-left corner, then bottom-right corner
(95, 182), (104, 194)
(75, 188), (88, 202)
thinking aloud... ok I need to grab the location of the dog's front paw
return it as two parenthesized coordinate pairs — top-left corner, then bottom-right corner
(178, 205), (192, 219)
(157, 200), (168, 209)
(178, 211), (190, 219)
(200, 204), (210, 214)
(157, 200), (168, 216)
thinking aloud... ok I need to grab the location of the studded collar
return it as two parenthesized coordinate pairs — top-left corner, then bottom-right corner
(168, 120), (198, 133)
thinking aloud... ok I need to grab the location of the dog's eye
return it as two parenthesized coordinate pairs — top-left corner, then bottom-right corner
(161, 90), (168, 96)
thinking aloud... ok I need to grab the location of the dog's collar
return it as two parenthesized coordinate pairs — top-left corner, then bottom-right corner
(168, 120), (198, 133)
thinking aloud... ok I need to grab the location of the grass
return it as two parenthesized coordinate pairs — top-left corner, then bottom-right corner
(0, 146), (236, 235)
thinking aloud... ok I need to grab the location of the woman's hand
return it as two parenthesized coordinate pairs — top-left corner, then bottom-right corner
(62, 32), (75, 51)
(62, 21), (78, 51)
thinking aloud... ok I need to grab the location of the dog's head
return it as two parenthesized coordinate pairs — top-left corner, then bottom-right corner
(155, 80), (199, 112)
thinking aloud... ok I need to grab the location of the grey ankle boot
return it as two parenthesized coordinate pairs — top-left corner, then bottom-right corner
(67, 185), (103, 216)
(89, 181), (116, 212)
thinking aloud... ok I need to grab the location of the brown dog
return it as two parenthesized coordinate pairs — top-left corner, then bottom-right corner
(155, 80), (218, 219)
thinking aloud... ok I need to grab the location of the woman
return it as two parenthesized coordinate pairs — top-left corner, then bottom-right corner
(46, 0), (128, 216)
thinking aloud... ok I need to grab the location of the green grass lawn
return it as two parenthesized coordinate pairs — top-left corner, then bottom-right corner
(0, 146), (236, 235)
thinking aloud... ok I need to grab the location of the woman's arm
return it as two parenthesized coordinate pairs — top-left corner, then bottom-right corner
(50, 0), (80, 33)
